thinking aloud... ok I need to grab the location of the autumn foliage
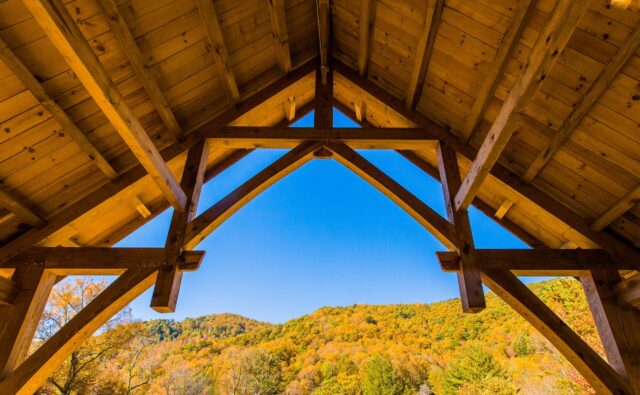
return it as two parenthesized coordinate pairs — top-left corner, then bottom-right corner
(34, 278), (601, 394)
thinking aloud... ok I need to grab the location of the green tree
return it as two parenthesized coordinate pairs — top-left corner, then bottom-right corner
(443, 345), (514, 395)
(362, 354), (408, 395)
(513, 332), (532, 357)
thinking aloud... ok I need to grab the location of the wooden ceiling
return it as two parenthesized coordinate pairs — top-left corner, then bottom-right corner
(0, 0), (639, 284)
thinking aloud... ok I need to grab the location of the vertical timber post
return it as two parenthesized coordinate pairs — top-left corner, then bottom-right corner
(437, 143), (486, 312)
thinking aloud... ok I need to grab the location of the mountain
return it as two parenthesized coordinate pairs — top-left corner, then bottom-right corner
(49, 278), (604, 394)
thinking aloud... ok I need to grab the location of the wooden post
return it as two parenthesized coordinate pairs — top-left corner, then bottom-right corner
(151, 141), (210, 312)
(0, 266), (56, 379)
(581, 270), (640, 393)
(437, 143), (485, 312)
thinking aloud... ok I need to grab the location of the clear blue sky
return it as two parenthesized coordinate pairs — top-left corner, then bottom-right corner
(116, 109), (534, 324)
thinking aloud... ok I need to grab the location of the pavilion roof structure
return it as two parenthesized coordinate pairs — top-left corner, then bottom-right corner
(0, 0), (640, 393)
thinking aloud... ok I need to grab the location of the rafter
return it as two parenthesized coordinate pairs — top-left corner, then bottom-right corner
(523, 21), (640, 183)
(152, 141), (209, 313)
(482, 270), (631, 394)
(196, 0), (241, 104)
(0, 58), (316, 265)
(23, 0), (187, 211)
(0, 268), (158, 394)
(357, 0), (375, 76)
(97, 0), (182, 140)
(326, 142), (456, 249)
(268, 0), (292, 74)
(0, 187), (45, 229)
(405, 0), (443, 109)
(435, 249), (636, 276)
(0, 37), (117, 180)
(331, 58), (640, 268)
(0, 266), (56, 378)
(437, 143), (485, 312)
(461, 0), (535, 143)
(581, 270), (640, 393)
(592, 186), (640, 232)
(185, 141), (323, 249)
(454, 0), (590, 211)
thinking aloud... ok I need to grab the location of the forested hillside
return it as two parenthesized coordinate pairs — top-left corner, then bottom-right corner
(36, 278), (602, 394)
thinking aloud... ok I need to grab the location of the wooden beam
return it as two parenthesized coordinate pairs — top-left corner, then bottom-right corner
(523, 21), (640, 183)
(23, 0), (187, 211)
(152, 141), (209, 312)
(461, 0), (535, 143)
(0, 266), (56, 379)
(0, 187), (45, 228)
(0, 58), (316, 265)
(592, 185), (640, 232)
(436, 249), (633, 276)
(315, 62), (333, 128)
(97, 0), (182, 140)
(0, 276), (19, 305)
(581, 270), (640, 393)
(268, 0), (292, 74)
(0, 248), (205, 276)
(0, 37), (118, 179)
(332, 58), (640, 267)
(405, 0), (443, 109)
(437, 143), (485, 312)
(494, 199), (515, 220)
(283, 96), (296, 121)
(357, 0), (375, 76)
(481, 269), (632, 394)
(454, 0), (589, 211)
(316, 0), (330, 82)
(326, 142), (456, 249)
(196, 0), (241, 104)
(184, 141), (323, 249)
(609, 0), (640, 12)
(131, 196), (151, 218)
(208, 126), (436, 149)
(0, 268), (158, 395)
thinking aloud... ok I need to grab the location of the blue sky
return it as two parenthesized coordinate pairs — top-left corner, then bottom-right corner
(116, 109), (532, 324)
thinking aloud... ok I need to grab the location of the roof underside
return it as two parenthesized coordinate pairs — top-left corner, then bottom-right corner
(0, 0), (639, 271)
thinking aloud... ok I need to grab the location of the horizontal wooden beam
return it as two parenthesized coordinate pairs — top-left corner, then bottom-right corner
(435, 249), (633, 276)
(0, 58), (316, 265)
(0, 37), (117, 179)
(0, 267), (158, 394)
(0, 187), (45, 229)
(23, 0), (187, 211)
(0, 248), (204, 276)
(327, 142), (457, 249)
(184, 141), (323, 249)
(332, 57), (640, 267)
(482, 269), (631, 394)
(454, 0), (590, 210)
(208, 126), (436, 149)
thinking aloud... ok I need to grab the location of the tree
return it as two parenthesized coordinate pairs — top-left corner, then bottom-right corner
(361, 354), (408, 395)
(34, 277), (136, 394)
(443, 345), (514, 395)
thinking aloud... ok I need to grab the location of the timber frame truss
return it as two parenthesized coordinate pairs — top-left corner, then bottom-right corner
(0, 1), (639, 394)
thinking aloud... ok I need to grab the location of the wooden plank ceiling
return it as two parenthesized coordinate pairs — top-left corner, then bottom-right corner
(0, 0), (638, 276)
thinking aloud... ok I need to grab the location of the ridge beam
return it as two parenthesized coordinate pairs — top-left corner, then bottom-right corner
(454, 0), (590, 211)
(23, 0), (187, 211)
